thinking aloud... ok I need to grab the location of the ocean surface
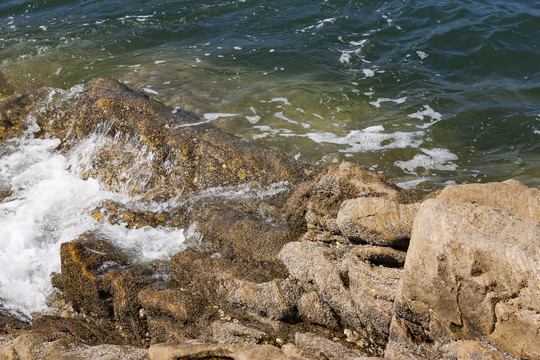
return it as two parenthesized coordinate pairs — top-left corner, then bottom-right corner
(0, 0), (539, 318)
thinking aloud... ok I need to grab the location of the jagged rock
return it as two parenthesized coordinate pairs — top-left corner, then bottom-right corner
(58, 230), (131, 317)
(348, 257), (402, 341)
(279, 241), (398, 354)
(222, 278), (301, 321)
(297, 291), (339, 330)
(286, 162), (413, 240)
(336, 198), (419, 248)
(351, 245), (406, 268)
(386, 198), (540, 360)
(435, 179), (540, 223)
(92, 200), (169, 229)
(292, 332), (370, 360)
(0, 308), (30, 334)
(0, 332), (146, 360)
(37, 78), (314, 198)
(147, 342), (302, 360)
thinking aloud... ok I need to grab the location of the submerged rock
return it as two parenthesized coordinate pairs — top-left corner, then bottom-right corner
(0, 93), (32, 141)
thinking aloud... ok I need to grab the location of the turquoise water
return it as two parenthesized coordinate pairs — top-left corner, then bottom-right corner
(1, 0), (539, 192)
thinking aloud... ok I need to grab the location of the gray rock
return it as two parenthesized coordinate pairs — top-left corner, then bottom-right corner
(293, 332), (370, 360)
(297, 291), (339, 330)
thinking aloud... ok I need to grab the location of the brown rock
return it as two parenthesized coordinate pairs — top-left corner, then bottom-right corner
(279, 241), (397, 353)
(58, 231), (130, 317)
(286, 162), (413, 239)
(0, 94), (31, 141)
(0, 332), (147, 360)
(336, 198), (419, 248)
(222, 278), (301, 321)
(297, 291), (339, 330)
(435, 179), (540, 223)
(211, 321), (267, 344)
(37, 78), (313, 199)
(351, 245), (406, 268)
(293, 332), (370, 360)
(138, 287), (206, 324)
(147, 342), (302, 360)
(386, 198), (540, 360)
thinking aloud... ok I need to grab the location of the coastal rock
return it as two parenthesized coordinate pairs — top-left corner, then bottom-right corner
(278, 241), (400, 354)
(37, 78), (313, 198)
(336, 198), (419, 248)
(297, 291), (339, 330)
(147, 342), (302, 360)
(386, 198), (540, 360)
(211, 321), (267, 344)
(351, 245), (406, 268)
(286, 162), (413, 241)
(58, 230), (131, 317)
(0, 93), (31, 141)
(222, 278), (301, 321)
(0, 332), (146, 360)
(292, 332), (370, 360)
(435, 179), (540, 222)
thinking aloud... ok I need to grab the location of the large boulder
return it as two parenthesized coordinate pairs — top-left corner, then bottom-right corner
(36, 78), (314, 198)
(435, 179), (540, 223)
(386, 198), (540, 359)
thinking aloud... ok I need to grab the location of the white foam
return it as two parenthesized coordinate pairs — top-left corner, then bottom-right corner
(301, 126), (423, 152)
(233, 46), (242, 50)
(395, 178), (428, 190)
(203, 113), (239, 121)
(246, 115), (261, 124)
(416, 51), (428, 59)
(0, 136), (185, 318)
(408, 105), (442, 128)
(363, 69), (375, 77)
(269, 97), (291, 106)
(274, 112), (299, 126)
(154, 60), (166, 64)
(340, 53), (351, 64)
(369, 97), (407, 108)
(142, 88), (159, 95)
(395, 148), (458, 174)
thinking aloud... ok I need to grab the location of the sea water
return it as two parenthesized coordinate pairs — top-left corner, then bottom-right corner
(0, 0), (539, 318)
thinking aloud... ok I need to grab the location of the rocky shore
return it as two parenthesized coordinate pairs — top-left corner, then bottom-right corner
(0, 78), (538, 360)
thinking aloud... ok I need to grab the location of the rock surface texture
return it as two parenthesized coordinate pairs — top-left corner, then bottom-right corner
(1, 80), (538, 360)
(386, 181), (540, 360)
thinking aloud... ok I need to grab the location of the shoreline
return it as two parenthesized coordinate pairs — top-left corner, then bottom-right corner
(0, 78), (538, 360)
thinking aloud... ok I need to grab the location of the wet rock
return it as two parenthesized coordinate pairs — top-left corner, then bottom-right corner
(58, 230), (131, 317)
(0, 93), (32, 141)
(286, 162), (413, 240)
(336, 198), (419, 248)
(92, 200), (169, 229)
(31, 315), (126, 346)
(147, 342), (302, 360)
(435, 179), (540, 223)
(138, 287), (207, 324)
(38, 78), (314, 198)
(0, 332), (147, 360)
(386, 198), (540, 360)
(0, 308), (30, 334)
(297, 291), (339, 330)
(292, 332), (369, 360)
